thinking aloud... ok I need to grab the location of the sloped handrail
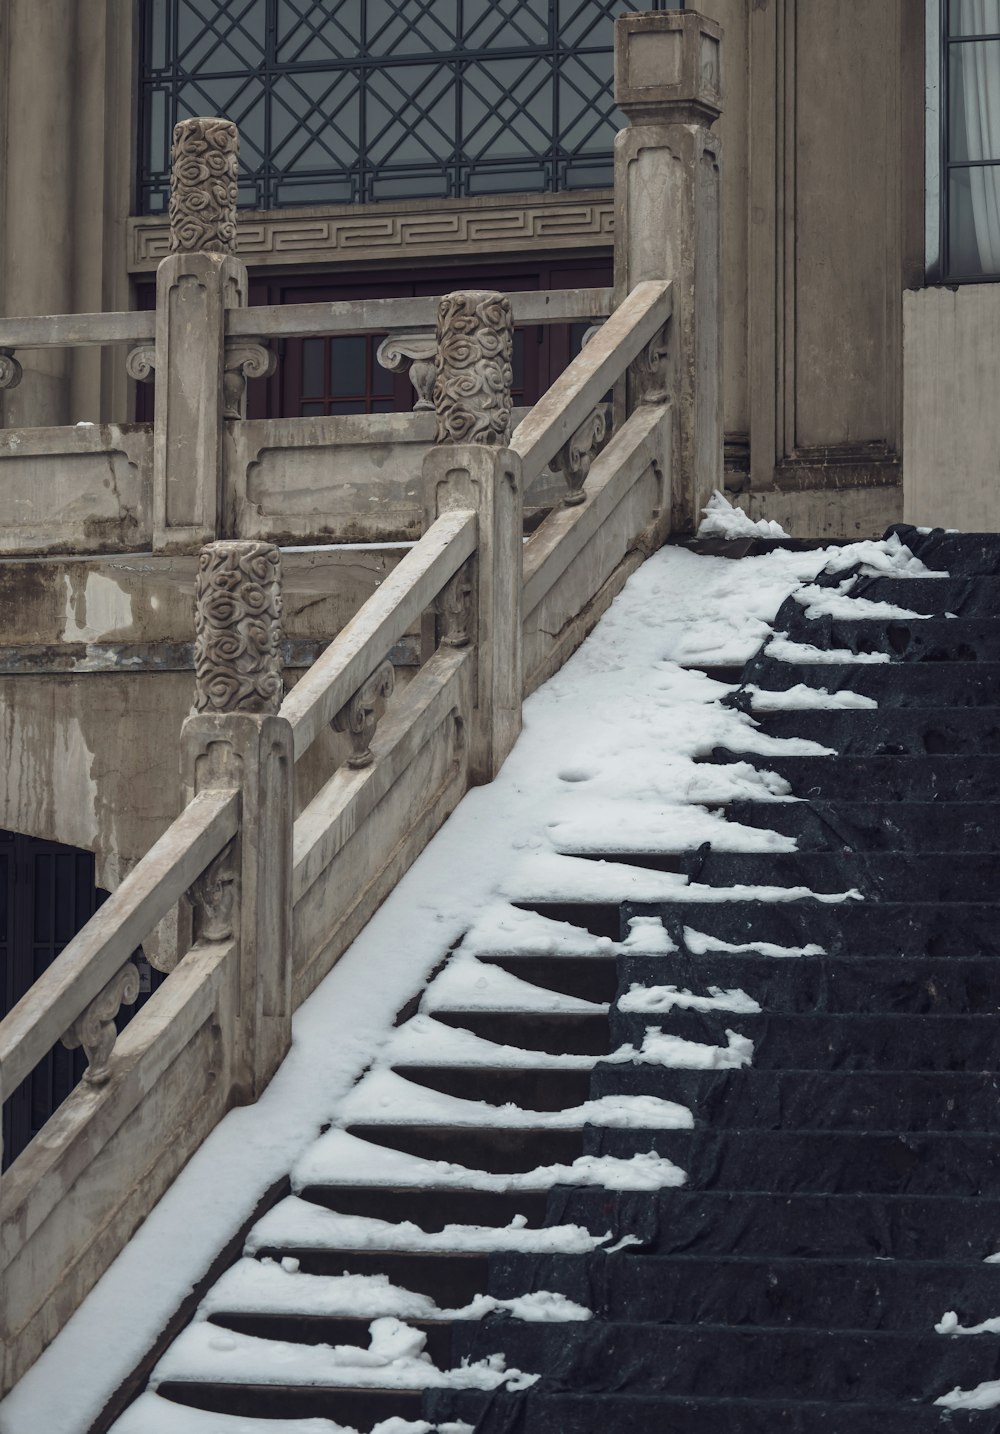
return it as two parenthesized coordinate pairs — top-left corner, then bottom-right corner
(0, 786), (238, 1096)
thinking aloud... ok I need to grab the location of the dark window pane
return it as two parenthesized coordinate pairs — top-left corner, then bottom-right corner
(512, 328), (526, 393)
(949, 41), (1000, 162)
(949, 166), (1000, 275)
(372, 342), (395, 395)
(302, 338), (325, 396)
(329, 399), (368, 413)
(329, 336), (367, 396)
(372, 397), (396, 411)
(950, 0), (1000, 36)
(300, 401), (325, 415)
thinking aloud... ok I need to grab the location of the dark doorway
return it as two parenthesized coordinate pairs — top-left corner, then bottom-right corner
(0, 832), (159, 1171)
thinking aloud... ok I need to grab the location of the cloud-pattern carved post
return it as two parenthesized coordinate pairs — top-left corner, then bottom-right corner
(433, 291), (514, 446)
(169, 117), (240, 255)
(193, 540), (283, 714)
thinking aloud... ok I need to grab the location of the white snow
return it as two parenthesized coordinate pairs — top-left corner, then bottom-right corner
(3, 533), (921, 1434)
(293, 1129), (686, 1193)
(618, 983), (762, 1016)
(697, 490), (789, 539)
(422, 951), (608, 1014)
(459, 902), (619, 958)
(936, 1380), (1000, 1411)
(338, 1067), (693, 1130)
(764, 636), (892, 665)
(107, 1395), (472, 1434)
(606, 1026), (754, 1071)
(384, 1013), (599, 1070)
(744, 683), (878, 712)
(822, 532), (947, 579)
(935, 1310), (1000, 1336)
(547, 800), (798, 855)
(683, 927), (826, 959)
(149, 1318), (539, 1393)
(245, 1201), (611, 1258)
(791, 581), (927, 623)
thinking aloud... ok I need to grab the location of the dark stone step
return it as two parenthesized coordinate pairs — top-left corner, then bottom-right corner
(621, 896), (1000, 959)
(449, 1318), (1000, 1403)
(246, 1247), (491, 1306)
(727, 799), (1000, 853)
(612, 1008), (1000, 1073)
(155, 1382), (423, 1427)
(586, 1128), (1000, 1198)
(886, 525), (1000, 576)
(614, 950), (1000, 1015)
(592, 1067), (1000, 1133)
(772, 616), (1000, 662)
(392, 1064), (594, 1111)
(295, 1185), (548, 1230)
(432, 1010), (610, 1056)
(427, 1387), (1000, 1434)
(486, 1250), (1000, 1332)
(738, 659), (1000, 706)
(836, 575), (1000, 617)
(673, 849), (999, 904)
(207, 1311), (456, 1365)
(708, 751), (1000, 801)
(549, 1185), (1000, 1260)
(748, 708), (1000, 755)
(343, 1123), (584, 1173)
(474, 953), (619, 1004)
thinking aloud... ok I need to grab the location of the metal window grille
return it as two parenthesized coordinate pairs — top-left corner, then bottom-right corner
(136, 0), (681, 213)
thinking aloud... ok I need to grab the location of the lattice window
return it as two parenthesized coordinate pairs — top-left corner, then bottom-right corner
(137, 0), (681, 212)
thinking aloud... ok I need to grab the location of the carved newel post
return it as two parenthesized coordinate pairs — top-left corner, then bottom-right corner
(181, 538), (293, 1099)
(422, 291), (523, 783)
(614, 10), (723, 532)
(151, 118), (273, 553)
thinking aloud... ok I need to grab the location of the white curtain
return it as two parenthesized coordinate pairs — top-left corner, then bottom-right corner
(955, 0), (1000, 272)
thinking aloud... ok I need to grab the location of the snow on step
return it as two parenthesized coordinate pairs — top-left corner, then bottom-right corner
(548, 802), (798, 856)
(684, 758), (796, 805)
(111, 1390), (471, 1434)
(148, 1318), (539, 1392)
(606, 1026), (755, 1071)
(458, 905), (686, 958)
(683, 927), (826, 959)
(422, 952), (609, 1014)
(618, 984), (762, 1016)
(504, 850), (862, 906)
(744, 682), (878, 712)
(791, 582), (931, 622)
(385, 1014), (599, 1070)
(764, 635), (892, 665)
(201, 1258), (591, 1325)
(340, 1067), (693, 1129)
(246, 1199), (612, 1258)
(293, 1129), (686, 1192)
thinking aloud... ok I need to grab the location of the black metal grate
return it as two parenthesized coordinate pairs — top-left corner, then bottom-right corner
(136, 0), (681, 213)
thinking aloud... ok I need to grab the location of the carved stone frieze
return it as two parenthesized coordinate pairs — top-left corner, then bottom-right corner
(551, 403), (610, 505)
(333, 659), (395, 768)
(438, 560), (474, 648)
(376, 331), (436, 410)
(433, 291), (514, 446)
(223, 341), (278, 419)
(62, 961), (140, 1085)
(0, 349), (23, 391)
(169, 116), (240, 255)
(193, 540), (283, 714)
(125, 344), (156, 384)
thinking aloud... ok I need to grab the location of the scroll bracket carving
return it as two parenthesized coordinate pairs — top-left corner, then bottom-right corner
(61, 961), (141, 1086)
(126, 344), (156, 384)
(191, 842), (239, 944)
(438, 560), (474, 648)
(332, 659), (396, 768)
(0, 349), (23, 392)
(223, 341), (278, 419)
(376, 330), (436, 411)
(551, 403), (609, 505)
(633, 324), (671, 405)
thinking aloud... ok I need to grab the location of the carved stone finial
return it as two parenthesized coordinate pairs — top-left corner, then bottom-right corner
(169, 116), (240, 255)
(62, 962), (140, 1085)
(433, 290), (513, 446)
(193, 540), (283, 714)
(0, 349), (23, 391)
(332, 659), (395, 768)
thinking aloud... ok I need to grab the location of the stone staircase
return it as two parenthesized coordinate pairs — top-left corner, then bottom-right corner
(112, 526), (1000, 1432)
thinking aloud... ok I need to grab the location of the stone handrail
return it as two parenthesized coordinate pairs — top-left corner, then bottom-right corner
(0, 786), (238, 1095)
(279, 508), (477, 762)
(511, 279), (672, 485)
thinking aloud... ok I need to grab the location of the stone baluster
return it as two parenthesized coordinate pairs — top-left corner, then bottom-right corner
(332, 660), (396, 768)
(181, 538), (293, 1100)
(153, 117), (249, 552)
(61, 961), (141, 1086)
(613, 9), (723, 532)
(0, 350), (23, 396)
(422, 290), (523, 783)
(376, 331), (437, 410)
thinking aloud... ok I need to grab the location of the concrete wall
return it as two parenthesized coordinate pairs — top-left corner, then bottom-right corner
(903, 284), (1000, 531)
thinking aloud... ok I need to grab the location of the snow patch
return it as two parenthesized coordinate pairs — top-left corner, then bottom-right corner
(683, 927), (826, 959)
(607, 1025), (754, 1070)
(697, 490), (789, 540)
(618, 983), (762, 1016)
(765, 636), (892, 665)
(744, 683), (878, 712)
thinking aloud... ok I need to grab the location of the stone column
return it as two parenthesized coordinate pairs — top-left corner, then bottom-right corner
(181, 539), (293, 1099)
(422, 291), (523, 783)
(153, 118), (248, 552)
(614, 10), (723, 533)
